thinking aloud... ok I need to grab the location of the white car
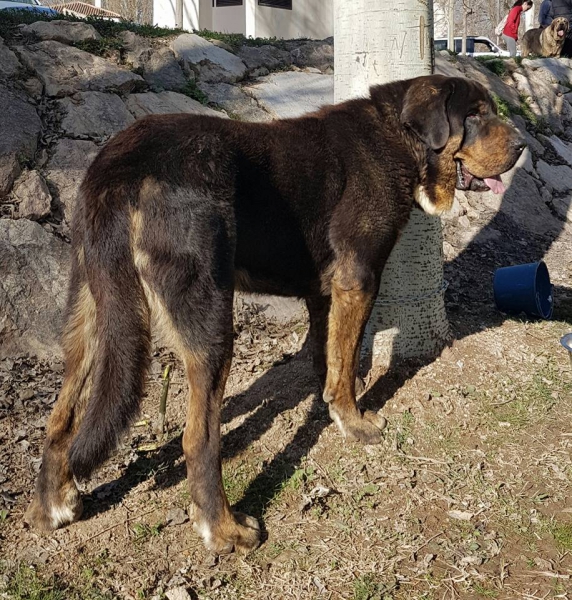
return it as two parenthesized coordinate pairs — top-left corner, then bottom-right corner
(0, 0), (57, 14)
(434, 36), (511, 57)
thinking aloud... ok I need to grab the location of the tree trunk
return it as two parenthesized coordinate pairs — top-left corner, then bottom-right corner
(448, 0), (455, 52)
(334, 0), (450, 369)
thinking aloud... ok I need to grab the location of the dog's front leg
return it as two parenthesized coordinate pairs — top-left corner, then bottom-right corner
(323, 277), (387, 444)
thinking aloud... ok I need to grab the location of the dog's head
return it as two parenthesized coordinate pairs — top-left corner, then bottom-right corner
(400, 74), (525, 214)
(549, 16), (569, 41)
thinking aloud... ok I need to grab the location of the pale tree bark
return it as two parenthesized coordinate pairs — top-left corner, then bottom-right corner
(334, 0), (450, 369)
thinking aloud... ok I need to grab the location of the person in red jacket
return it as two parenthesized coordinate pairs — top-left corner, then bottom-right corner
(503, 0), (534, 56)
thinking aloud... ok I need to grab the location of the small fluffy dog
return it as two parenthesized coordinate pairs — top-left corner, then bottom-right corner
(522, 17), (569, 58)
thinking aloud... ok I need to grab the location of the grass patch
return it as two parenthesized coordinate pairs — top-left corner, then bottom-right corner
(181, 79), (209, 105)
(0, 10), (183, 41)
(131, 521), (163, 543)
(353, 573), (396, 600)
(551, 522), (572, 551)
(485, 363), (567, 431)
(194, 28), (305, 51)
(1, 564), (113, 600)
(478, 57), (507, 78)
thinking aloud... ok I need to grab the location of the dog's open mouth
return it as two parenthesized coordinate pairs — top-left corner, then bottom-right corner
(558, 28), (566, 37)
(455, 161), (506, 194)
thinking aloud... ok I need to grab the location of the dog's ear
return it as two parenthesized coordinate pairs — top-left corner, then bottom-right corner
(400, 76), (455, 150)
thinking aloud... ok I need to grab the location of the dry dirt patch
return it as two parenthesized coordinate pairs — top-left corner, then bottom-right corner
(1, 303), (572, 600)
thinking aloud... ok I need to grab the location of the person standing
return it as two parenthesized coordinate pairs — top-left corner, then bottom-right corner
(552, 0), (572, 55)
(502, 0), (534, 56)
(539, 0), (553, 27)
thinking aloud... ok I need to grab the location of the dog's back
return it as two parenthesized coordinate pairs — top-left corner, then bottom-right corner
(522, 27), (543, 56)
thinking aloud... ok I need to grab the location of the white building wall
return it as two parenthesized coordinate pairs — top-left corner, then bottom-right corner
(154, 0), (199, 29)
(254, 0), (333, 39)
(213, 5), (247, 34)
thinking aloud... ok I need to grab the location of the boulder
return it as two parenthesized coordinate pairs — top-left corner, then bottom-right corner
(142, 47), (188, 92)
(125, 91), (225, 119)
(198, 82), (272, 122)
(15, 41), (145, 97)
(500, 168), (561, 235)
(244, 71), (333, 119)
(237, 44), (291, 72)
(522, 57), (572, 86)
(171, 33), (247, 83)
(536, 160), (572, 193)
(45, 139), (100, 226)
(0, 219), (70, 361)
(20, 20), (101, 45)
(13, 171), (52, 221)
(512, 70), (572, 133)
(118, 30), (153, 68)
(58, 91), (135, 139)
(289, 40), (333, 72)
(0, 86), (42, 197)
(0, 36), (21, 80)
(541, 134), (572, 167)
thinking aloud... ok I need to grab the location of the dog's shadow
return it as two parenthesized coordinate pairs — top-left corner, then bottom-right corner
(82, 334), (419, 528)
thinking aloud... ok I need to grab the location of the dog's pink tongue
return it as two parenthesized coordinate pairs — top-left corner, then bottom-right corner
(484, 175), (505, 194)
(559, 30), (565, 37)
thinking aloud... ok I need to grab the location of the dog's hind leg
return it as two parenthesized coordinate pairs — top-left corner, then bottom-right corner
(133, 190), (260, 555)
(25, 249), (95, 531)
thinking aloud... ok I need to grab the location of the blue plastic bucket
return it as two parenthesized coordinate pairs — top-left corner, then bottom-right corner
(561, 333), (572, 368)
(493, 261), (553, 319)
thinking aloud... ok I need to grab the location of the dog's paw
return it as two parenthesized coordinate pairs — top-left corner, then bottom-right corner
(329, 406), (387, 445)
(196, 511), (261, 555)
(24, 486), (83, 533)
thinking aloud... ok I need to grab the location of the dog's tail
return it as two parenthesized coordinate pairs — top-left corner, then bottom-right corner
(68, 180), (151, 479)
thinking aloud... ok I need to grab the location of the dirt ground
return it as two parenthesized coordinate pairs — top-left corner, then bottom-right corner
(2, 215), (572, 600)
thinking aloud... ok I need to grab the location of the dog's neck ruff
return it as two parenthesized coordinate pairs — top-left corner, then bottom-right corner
(414, 185), (442, 215)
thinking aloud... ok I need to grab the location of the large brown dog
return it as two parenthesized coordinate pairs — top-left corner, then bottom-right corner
(522, 17), (569, 57)
(26, 75), (524, 554)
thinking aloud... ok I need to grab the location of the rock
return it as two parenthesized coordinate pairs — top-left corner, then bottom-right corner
(500, 168), (561, 234)
(117, 31), (152, 69)
(543, 134), (572, 167)
(13, 171), (52, 220)
(142, 47), (188, 92)
(289, 40), (334, 72)
(165, 508), (189, 526)
(165, 587), (192, 600)
(512, 71), (572, 133)
(198, 82), (271, 122)
(171, 33), (247, 83)
(536, 160), (572, 193)
(0, 36), (21, 80)
(237, 44), (291, 72)
(237, 293), (306, 323)
(244, 71), (333, 119)
(207, 38), (234, 53)
(523, 57), (572, 86)
(15, 41), (145, 97)
(20, 20), (101, 45)
(552, 196), (572, 223)
(58, 92), (134, 139)
(125, 91), (225, 119)
(435, 54), (464, 78)
(514, 146), (536, 177)
(457, 56), (521, 109)
(46, 139), (99, 226)
(0, 86), (42, 197)
(17, 77), (43, 98)
(0, 219), (70, 361)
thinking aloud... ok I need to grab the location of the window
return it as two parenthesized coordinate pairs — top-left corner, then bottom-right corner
(214, 0), (243, 6)
(258, 0), (292, 9)
(434, 40), (448, 51)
